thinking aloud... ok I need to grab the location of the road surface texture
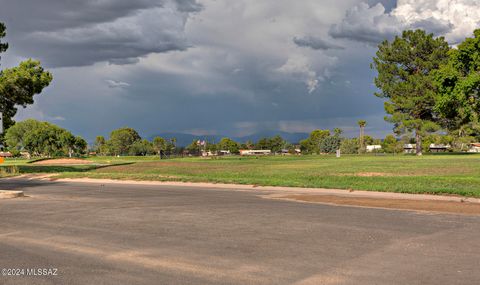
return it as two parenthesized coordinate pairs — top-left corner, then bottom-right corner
(1, 178), (479, 285)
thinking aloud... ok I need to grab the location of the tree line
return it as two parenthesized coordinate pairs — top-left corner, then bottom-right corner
(93, 128), (177, 157)
(0, 119), (475, 158)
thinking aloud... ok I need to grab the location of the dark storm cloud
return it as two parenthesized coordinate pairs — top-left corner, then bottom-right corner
(0, 0), (201, 67)
(329, 2), (399, 44)
(175, 0), (203, 12)
(410, 18), (453, 35)
(9, 0), (400, 140)
(293, 36), (344, 50)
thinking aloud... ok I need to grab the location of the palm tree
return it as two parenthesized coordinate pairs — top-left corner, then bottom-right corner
(358, 120), (367, 153)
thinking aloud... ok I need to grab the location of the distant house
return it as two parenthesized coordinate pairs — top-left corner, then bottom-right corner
(366, 145), (382, 152)
(218, 150), (231, 156)
(469, 143), (480, 153)
(239, 149), (271, 156)
(0, 151), (13, 158)
(201, 151), (214, 157)
(403, 144), (416, 154)
(429, 144), (450, 153)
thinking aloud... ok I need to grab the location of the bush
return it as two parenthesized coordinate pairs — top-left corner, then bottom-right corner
(340, 138), (359, 154)
(319, 136), (341, 154)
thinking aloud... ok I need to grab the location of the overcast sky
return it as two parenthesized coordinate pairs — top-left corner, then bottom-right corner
(1, 0), (479, 141)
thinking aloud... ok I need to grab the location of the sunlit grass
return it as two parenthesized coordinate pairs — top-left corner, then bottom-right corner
(40, 154), (480, 197)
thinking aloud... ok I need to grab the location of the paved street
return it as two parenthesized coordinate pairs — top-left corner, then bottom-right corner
(1, 178), (479, 285)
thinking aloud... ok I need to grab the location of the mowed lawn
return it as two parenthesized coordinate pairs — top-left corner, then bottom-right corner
(41, 154), (480, 197)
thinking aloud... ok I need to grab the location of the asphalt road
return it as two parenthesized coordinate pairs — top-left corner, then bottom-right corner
(1, 178), (479, 285)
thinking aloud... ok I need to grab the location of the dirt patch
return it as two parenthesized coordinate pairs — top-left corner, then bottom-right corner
(32, 158), (94, 165)
(277, 194), (480, 215)
(355, 172), (391, 177)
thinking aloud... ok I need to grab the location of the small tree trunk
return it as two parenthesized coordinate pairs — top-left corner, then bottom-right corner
(415, 130), (422, 156)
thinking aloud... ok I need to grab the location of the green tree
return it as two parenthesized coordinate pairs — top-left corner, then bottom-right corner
(268, 135), (286, 153)
(5, 119), (86, 157)
(333, 128), (343, 137)
(434, 29), (480, 137)
(152, 136), (166, 156)
(382, 134), (403, 153)
(94, 136), (106, 155)
(186, 140), (201, 155)
(165, 138), (177, 155)
(300, 129), (331, 154)
(218, 137), (239, 154)
(319, 136), (341, 154)
(0, 23), (52, 132)
(129, 139), (154, 156)
(107, 127), (141, 155)
(372, 29), (450, 155)
(4, 119), (43, 151)
(256, 137), (270, 150)
(340, 138), (359, 154)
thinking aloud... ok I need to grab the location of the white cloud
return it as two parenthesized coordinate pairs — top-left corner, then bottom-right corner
(331, 0), (480, 44)
(5, 0), (201, 67)
(392, 0), (480, 43)
(330, 3), (400, 43)
(277, 54), (320, 93)
(106, 79), (130, 88)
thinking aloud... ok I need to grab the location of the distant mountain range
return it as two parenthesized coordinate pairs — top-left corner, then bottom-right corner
(147, 131), (309, 147)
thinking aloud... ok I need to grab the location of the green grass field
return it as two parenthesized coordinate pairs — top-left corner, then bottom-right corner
(6, 154), (479, 197)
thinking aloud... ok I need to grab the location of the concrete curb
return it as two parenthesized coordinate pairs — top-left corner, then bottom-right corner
(0, 190), (24, 199)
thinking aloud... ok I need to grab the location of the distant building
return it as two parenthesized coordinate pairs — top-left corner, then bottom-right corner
(403, 144), (416, 154)
(218, 150), (231, 156)
(429, 144), (450, 153)
(239, 149), (271, 156)
(201, 151), (215, 157)
(0, 151), (12, 157)
(366, 145), (382, 152)
(469, 143), (480, 153)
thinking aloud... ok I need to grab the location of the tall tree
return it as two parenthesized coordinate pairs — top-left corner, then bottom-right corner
(0, 23), (52, 131)
(107, 127), (141, 156)
(152, 136), (166, 157)
(94, 136), (106, 155)
(434, 29), (480, 138)
(218, 137), (240, 154)
(357, 120), (366, 153)
(300, 129), (331, 154)
(372, 29), (450, 155)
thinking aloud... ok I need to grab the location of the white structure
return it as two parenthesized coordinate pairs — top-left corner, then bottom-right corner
(239, 149), (271, 156)
(429, 144), (450, 153)
(469, 143), (480, 153)
(366, 145), (382, 152)
(403, 144), (416, 154)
